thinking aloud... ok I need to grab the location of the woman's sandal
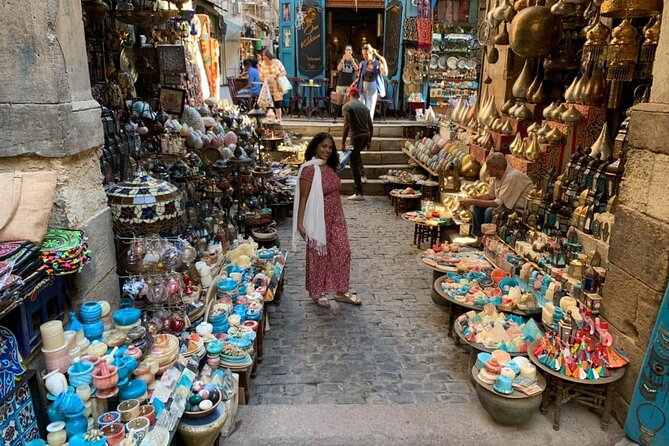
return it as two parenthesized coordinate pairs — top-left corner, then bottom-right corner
(315, 295), (331, 308)
(334, 292), (362, 305)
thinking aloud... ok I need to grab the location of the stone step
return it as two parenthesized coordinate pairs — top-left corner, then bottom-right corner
(339, 179), (387, 196)
(282, 122), (406, 138)
(360, 150), (409, 164)
(339, 164), (411, 180)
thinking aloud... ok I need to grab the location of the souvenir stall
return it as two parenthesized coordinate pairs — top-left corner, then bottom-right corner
(402, 0), (665, 429)
(19, 233), (287, 446)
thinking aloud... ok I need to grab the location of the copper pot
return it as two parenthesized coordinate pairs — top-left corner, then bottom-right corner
(509, 1), (563, 57)
(582, 66), (607, 106)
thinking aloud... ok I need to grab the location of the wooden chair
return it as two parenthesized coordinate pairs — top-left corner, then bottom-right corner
(376, 79), (401, 122)
(288, 77), (305, 117)
(227, 75), (252, 111)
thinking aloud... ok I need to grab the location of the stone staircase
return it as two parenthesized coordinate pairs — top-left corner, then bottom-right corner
(280, 120), (415, 195)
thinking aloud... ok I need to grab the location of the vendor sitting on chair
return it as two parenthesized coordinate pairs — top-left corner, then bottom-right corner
(459, 152), (533, 246)
(237, 59), (262, 96)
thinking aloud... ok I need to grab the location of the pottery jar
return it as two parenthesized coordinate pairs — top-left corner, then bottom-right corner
(44, 370), (68, 397)
(79, 301), (103, 323)
(132, 362), (153, 386)
(124, 346), (142, 361)
(41, 321), (66, 351)
(206, 353), (221, 370)
(118, 399), (140, 422)
(47, 403), (67, 423)
(101, 423), (126, 446)
(68, 361), (94, 387)
(46, 421), (67, 446)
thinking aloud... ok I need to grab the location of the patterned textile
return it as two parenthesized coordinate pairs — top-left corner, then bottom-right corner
(299, 166), (351, 299)
(197, 14), (220, 100)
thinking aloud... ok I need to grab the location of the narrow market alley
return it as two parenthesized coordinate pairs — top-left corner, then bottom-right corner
(223, 197), (628, 445)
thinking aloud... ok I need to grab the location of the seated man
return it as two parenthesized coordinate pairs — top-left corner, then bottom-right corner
(459, 152), (533, 245)
(237, 59), (261, 96)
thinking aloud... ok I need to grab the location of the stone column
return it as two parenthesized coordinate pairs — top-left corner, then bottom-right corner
(0, 0), (119, 305)
(600, 13), (669, 424)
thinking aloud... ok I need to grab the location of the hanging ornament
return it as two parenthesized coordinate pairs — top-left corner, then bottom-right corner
(582, 11), (610, 67)
(606, 19), (639, 81)
(638, 15), (662, 78)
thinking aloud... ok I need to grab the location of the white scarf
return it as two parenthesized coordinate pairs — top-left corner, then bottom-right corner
(292, 158), (327, 255)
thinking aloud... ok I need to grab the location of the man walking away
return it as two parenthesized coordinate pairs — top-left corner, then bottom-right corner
(342, 87), (373, 201)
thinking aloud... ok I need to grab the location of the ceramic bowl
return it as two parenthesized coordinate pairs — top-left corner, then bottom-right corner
(87, 341), (108, 357)
(98, 300), (111, 317)
(493, 375), (514, 395)
(113, 308), (141, 327)
(126, 416), (150, 443)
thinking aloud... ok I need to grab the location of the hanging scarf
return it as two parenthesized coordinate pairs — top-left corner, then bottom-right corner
(292, 158), (327, 255)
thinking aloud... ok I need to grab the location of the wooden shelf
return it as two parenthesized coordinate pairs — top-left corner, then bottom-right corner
(402, 147), (440, 177)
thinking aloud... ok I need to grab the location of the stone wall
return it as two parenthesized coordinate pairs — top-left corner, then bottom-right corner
(601, 68), (669, 425)
(0, 0), (119, 307)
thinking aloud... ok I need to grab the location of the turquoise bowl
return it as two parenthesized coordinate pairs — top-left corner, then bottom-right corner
(82, 320), (104, 341)
(112, 307), (141, 326)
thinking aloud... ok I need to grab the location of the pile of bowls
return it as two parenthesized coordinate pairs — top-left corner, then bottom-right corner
(216, 277), (239, 302)
(112, 307), (142, 334)
(80, 302), (104, 342)
(67, 361), (94, 388)
(147, 333), (179, 374)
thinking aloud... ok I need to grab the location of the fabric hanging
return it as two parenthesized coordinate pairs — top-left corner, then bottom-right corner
(416, 0), (432, 50)
(197, 14), (220, 100)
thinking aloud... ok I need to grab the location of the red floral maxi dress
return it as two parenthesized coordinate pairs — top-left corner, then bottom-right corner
(300, 165), (351, 299)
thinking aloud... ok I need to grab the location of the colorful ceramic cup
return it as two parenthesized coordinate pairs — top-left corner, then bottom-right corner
(97, 411), (121, 428)
(118, 399), (140, 422)
(101, 422), (125, 446)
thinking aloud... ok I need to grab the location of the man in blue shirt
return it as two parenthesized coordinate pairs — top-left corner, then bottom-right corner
(238, 59), (261, 96)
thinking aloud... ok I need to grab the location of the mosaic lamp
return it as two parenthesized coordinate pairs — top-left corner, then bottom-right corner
(106, 169), (184, 235)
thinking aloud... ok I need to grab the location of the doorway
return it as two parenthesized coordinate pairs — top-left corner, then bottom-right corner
(326, 7), (384, 85)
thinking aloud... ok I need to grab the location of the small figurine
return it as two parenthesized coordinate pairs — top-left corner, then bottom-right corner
(595, 318), (613, 347)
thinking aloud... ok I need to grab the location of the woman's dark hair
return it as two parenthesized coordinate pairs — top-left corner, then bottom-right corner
(304, 132), (338, 170)
(264, 50), (274, 60)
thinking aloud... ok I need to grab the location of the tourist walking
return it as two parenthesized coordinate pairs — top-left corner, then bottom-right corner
(292, 133), (361, 308)
(342, 87), (373, 201)
(354, 44), (388, 120)
(259, 50), (288, 120)
(336, 45), (359, 104)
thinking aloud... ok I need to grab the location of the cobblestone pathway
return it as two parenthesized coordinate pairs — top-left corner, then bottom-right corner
(250, 196), (473, 405)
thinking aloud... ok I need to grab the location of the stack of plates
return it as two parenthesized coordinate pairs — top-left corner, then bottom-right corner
(220, 353), (252, 368)
(181, 334), (205, 359)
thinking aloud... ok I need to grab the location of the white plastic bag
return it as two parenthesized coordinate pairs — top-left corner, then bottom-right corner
(257, 80), (274, 109)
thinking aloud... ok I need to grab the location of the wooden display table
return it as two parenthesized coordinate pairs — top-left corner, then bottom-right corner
(402, 213), (452, 249)
(389, 190), (422, 216)
(528, 340), (625, 431)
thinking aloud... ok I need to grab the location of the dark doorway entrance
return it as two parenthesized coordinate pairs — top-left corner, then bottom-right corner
(326, 7), (384, 83)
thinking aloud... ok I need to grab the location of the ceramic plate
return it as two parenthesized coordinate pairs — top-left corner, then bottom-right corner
(457, 58), (467, 69)
(402, 72), (413, 85)
(438, 56), (447, 70)
(447, 57), (458, 70)
(412, 64), (422, 75)
(430, 55), (438, 69)
(465, 59), (477, 70)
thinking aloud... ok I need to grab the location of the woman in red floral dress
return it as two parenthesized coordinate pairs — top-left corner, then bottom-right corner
(292, 133), (361, 308)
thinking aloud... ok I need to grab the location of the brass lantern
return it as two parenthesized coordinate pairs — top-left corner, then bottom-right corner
(606, 19), (639, 81)
(639, 15), (662, 78)
(582, 15), (610, 66)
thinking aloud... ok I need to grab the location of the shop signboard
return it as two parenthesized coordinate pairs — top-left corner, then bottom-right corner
(297, 0), (324, 79)
(383, 0), (403, 78)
